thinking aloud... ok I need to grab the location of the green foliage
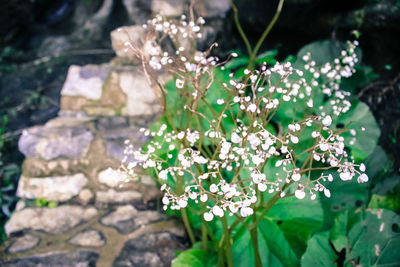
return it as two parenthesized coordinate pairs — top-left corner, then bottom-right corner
(302, 209), (400, 267)
(144, 38), (391, 266)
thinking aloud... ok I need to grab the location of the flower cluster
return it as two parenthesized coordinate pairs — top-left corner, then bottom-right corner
(119, 14), (369, 222)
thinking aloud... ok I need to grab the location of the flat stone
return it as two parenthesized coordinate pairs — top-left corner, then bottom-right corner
(113, 232), (187, 266)
(69, 228), (106, 247)
(103, 127), (148, 160)
(100, 205), (165, 233)
(5, 205), (98, 235)
(98, 168), (129, 188)
(111, 25), (147, 61)
(96, 117), (129, 131)
(61, 65), (110, 100)
(18, 125), (94, 160)
(22, 158), (76, 178)
(17, 173), (88, 202)
(96, 189), (143, 204)
(44, 116), (93, 128)
(7, 234), (40, 254)
(0, 251), (99, 267)
(119, 70), (162, 116)
(151, 0), (186, 17)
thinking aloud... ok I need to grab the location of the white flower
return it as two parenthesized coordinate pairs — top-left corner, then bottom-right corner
(320, 143), (329, 151)
(359, 163), (366, 172)
(162, 196), (169, 205)
(240, 207), (254, 217)
(322, 115), (332, 127)
(358, 173), (369, 183)
(204, 212), (214, 221)
(339, 172), (352, 181)
(324, 188), (331, 198)
(200, 194), (208, 202)
(158, 170), (168, 180)
(229, 202), (240, 213)
(212, 205), (224, 217)
(210, 184), (218, 193)
(217, 99), (225, 105)
(295, 189), (306, 199)
(178, 199), (188, 208)
(258, 183), (267, 192)
(291, 173), (301, 182)
(231, 132), (242, 144)
(247, 104), (257, 113)
(290, 136), (299, 144)
(176, 79), (185, 88)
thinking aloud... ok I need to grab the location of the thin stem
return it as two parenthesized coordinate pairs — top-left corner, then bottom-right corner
(230, 0), (253, 58)
(221, 216), (234, 267)
(182, 208), (196, 245)
(250, 214), (262, 267)
(248, 0), (285, 69)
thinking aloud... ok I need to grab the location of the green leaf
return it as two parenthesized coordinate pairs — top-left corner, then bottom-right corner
(296, 40), (344, 66)
(225, 57), (249, 70)
(259, 218), (300, 267)
(301, 231), (338, 267)
(320, 170), (369, 227)
(348, 209), (400, 266)
(266, 197), (324, 257)
(172, 248), (217, 267)
(256, 49), (278, 65)
(336, 101), (380, 161)
(232, 217), (298, 267)
(330, 211), (348, 252)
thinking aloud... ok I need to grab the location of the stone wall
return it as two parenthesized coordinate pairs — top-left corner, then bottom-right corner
(0, 26), (190, 266)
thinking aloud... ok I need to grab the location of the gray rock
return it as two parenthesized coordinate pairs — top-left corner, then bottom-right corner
(0, 251), (99, 267)
(110, 25), (148, 61)
(103, 127), (148, 160)
(100, 205), (165, 233)
(122, 0), (152, 25)
(96, 117), (129, 131)
(113, 232), (187, 266)
(61, 65), (111, 100)
(151, 0), (186, 17)
(7, 234), (40, 254)
(194, 0), (230, 19)
(96, 189), (143, 204)
(69, 228), (106, 247)
(37, 36), (71, 58)
(17, 173), (88, 202)
(18, 125), (94, 160)
(5, 206), (98, 235)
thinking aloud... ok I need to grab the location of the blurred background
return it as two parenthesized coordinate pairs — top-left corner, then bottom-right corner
(1, 0), (399, 242)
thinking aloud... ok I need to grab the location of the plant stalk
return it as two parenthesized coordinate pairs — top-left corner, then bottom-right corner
(222, 216), (234, 267)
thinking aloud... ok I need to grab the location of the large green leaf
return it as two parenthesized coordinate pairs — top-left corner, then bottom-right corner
(301, 231), (338, 267)
(232, 217), (299, 267)
(259, 218), (300, 267)
(336, 101), (380, 161)
(172, 248), (217, 267)
(296, 40), (344, 66)
(319, 169), (369, 228)
(348, 209), (400, 266)
(266, 197), (324, 257)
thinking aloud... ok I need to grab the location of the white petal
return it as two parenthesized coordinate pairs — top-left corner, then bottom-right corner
(295, 190), (305, 199)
